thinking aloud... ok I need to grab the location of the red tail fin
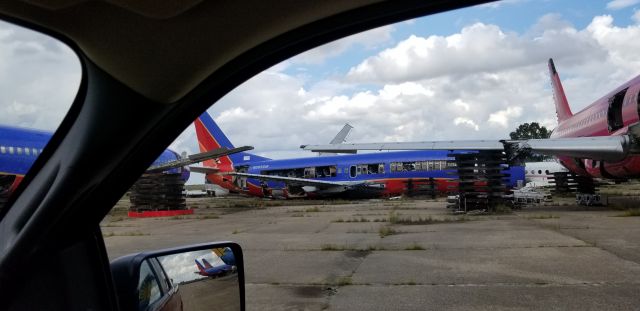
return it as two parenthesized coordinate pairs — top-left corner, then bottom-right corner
(548, 58), (573, 123)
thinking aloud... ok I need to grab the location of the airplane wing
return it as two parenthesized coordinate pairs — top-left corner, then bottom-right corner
(301, 131), (640, 162)
(146, 146), (253, 173)
(228, 172), (375, 188)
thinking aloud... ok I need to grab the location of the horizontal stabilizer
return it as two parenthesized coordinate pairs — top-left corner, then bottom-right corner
(146, 146), (253, 173)
(188, 166), (221, 174)
(189, 146), (253, 162)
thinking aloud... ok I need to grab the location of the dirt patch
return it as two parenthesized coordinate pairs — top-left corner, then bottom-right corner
(292, 286), (325, 298)
(344, 250), (371, 259)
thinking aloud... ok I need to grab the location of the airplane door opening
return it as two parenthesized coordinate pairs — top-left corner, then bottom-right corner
(607, 88), (627, 132)
(350, 165), (357, 178)
(637, 90), (640, 125)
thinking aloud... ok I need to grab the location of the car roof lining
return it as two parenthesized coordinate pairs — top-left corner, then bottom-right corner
(1, 0), (381, 103)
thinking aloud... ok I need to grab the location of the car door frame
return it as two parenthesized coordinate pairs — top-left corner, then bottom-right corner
(0, 1), (491, 309)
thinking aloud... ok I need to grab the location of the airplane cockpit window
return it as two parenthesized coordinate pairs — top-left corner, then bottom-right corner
(0, 20), (80, 209)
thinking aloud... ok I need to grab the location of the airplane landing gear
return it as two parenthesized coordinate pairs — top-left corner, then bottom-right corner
(549, 172), (602, 206)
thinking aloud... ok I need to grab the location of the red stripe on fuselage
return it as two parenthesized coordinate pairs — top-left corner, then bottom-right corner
(241, 177), (461, 199)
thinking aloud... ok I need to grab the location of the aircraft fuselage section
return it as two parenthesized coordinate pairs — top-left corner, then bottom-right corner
(552, 75), (640, 179)
(206, 150), (525, 199)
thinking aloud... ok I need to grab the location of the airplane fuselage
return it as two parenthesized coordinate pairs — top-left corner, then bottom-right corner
(0, 125), (189, 195)
(210, 150), (525, 199)
(552, 74), (640, 179)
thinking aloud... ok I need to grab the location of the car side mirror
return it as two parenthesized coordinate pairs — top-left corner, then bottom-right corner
(110, 242), (244, 311)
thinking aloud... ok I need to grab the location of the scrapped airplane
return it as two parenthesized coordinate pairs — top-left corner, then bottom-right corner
(192, 112), (525, 199)
(302, 59), (640, 184)
(525, 161), (568, 187)
(194, 258), (234, 278)
(0, 125), (251, 205)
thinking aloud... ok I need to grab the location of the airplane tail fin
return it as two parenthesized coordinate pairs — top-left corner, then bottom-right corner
(548, 58), (573, 123)
(195, 259), (206, 273)
(193, 111), (270, 171)
(202, 258), (214, 269)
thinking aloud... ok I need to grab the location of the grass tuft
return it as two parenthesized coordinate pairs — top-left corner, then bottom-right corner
(102, 231), (147, 237)
(333, 217), (370, 223)
(526, 214), (559, 220)
(336, 276), (353, 286)
(388, 211), (468, 225)
(378, 225), (397, 238)
(492, 204), (513, 214)
(615, 209), (640, 217)
(321, 244), (344, 251)
(199, 214), (220, 219)
(404, 243), (425, 250)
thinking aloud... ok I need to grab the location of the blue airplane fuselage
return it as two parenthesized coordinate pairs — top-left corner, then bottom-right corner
(232, 150), (525, 198)
(0, 125), (188, 192)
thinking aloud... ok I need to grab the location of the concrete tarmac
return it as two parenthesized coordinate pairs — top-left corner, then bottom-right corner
(103, 198), (640, 310)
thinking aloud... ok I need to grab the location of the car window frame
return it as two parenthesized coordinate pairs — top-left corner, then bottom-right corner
(0, 1), (493, 309)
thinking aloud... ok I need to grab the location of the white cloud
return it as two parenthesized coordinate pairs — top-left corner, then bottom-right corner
(454, 117), (479, 131)
(488, 107), (523, 128)
(0, 20), (81, 130)
(290, 25), (394, 65)
(346, 21), (605, 84)
(177, 12), (640, 164)
(633, 10), (640, 23)
(607, 0), (640, 10)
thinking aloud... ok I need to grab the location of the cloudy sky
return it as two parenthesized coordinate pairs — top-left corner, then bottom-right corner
(3, 0), (640, 184)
